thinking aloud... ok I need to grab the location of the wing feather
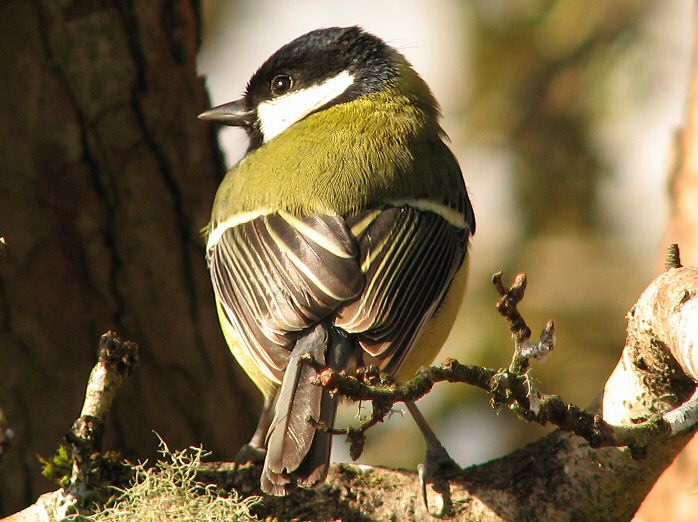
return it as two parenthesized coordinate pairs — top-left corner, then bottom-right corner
(336, 206), (468, 374)
(209, 203), (470, 384)
(209, 214), (364, 383)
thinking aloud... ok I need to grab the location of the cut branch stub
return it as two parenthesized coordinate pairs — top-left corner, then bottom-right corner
(67, 332), (139, 500)
(664, 243), (682, 271)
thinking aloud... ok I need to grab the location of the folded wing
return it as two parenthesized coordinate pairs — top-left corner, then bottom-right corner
(337, 206), (468, 375)
(208, 205), (470, 382)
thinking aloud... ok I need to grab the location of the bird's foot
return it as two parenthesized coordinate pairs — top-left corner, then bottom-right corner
(233, 443), (266, 471)
(417, 439), (461, 518)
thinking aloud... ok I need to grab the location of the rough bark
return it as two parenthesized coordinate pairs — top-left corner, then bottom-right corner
(0, 1), (258, 515)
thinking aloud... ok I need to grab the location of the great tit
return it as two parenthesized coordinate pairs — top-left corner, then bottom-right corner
(199, 26), (475, 496)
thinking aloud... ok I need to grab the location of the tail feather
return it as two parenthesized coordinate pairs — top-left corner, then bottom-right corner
(295, 388), (337, 487)
(261, 324), (351, 495)
(265, 325), (326, 479)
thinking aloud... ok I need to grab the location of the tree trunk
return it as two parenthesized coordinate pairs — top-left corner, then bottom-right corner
(0, 1), (257, 514)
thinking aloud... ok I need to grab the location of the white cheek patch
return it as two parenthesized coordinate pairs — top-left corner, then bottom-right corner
(257, 70), (355, 142)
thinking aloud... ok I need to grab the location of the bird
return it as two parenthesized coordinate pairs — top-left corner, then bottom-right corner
(199, 26), (475, 496)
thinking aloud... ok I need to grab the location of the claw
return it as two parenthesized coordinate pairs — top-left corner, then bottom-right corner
(233, 443), (266, 471)
(406, 401), (460, 517)
(418, 440), (459, 516)
(418, 463), (429, 508)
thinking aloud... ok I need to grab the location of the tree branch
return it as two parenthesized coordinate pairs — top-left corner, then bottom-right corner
(313, 267), (694, 462)
(7, 264), (698, 521)
(10, 258), (698, 521)
(199, 262), (698, 521)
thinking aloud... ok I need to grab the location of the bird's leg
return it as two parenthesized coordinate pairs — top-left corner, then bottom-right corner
(234, 393), (275, 467)
(406, 400), (460, 516)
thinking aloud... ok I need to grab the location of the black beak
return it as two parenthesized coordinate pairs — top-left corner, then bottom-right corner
(198, 99), (256, 127)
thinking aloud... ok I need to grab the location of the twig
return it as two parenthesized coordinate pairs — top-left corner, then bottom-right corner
(315, 271), (692, 461)
(492, 271), (555, 374)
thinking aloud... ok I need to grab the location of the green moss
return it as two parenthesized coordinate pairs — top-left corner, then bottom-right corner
(39, 445), (133, 510)
(39, 444), (73, 487)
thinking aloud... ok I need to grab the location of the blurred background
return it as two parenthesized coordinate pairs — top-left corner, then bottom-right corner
(198, 0), (693, 471)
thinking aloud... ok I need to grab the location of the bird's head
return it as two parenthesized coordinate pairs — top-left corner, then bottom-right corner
(198, 26), (438, 151)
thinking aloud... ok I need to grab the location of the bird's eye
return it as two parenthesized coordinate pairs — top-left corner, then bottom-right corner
(271, 75), (293, 96)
